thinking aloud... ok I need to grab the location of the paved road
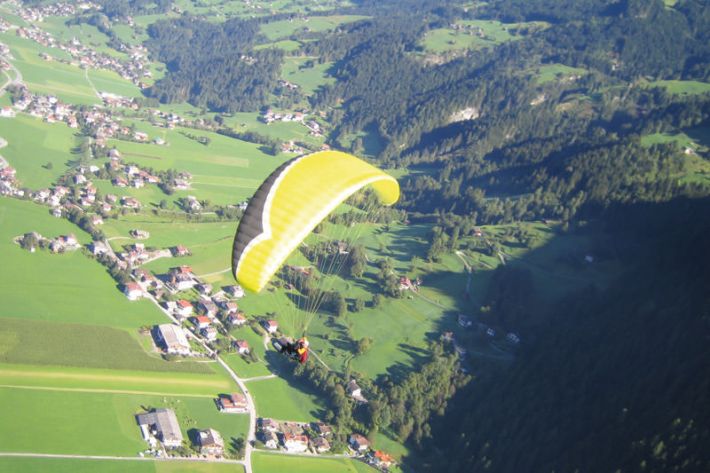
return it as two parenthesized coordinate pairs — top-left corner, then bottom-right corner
(0, 452), (245, 465)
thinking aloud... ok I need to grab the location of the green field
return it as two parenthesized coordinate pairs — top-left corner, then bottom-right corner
(0, 362), (235, 396)
(255, 39), (303, 52)
(0, 387), (247, 456)
(253, 451), (375, 473)
(0, 318), (221, 374)
(246, 375), (325, 422)
(281, 57), (335, 96)
(88, 69), (144, 98)
(105, 124), (291, 205)
(259, 15), (368, 41)
(534, 64), (588, 84)
(0, 115), (79, 189)
(0, 32), (100, 105)
(0, 457), (244, 473)
(648, 80), (710, 95)
(0, 199), (167, 328)
(222, 110), (325, 146)
(422, 20), (548, 53)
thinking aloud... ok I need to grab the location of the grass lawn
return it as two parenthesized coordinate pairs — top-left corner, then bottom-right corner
(0, 457), (243, 473)
(253, 452), (376, 473)
(0, 199), (167, 328)
(245, 375), (325, 422)
(0, 114), (80, 189)
(0, 362), (235, 396)
(0, 387), (247, 456)
(255, 39), (303, 52)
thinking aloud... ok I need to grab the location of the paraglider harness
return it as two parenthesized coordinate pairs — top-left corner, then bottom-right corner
(275, 337), (309, 364)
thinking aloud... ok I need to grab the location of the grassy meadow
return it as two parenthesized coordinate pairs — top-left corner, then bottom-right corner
(422, 20), (548, 54)
(281, 57), (335, 96)
(0, 31), (100, 105)
(246, 375), (325, 422)
(253, 452), (376, 473)
(0, 114), (79, 189)
(0, 387), (248, 456)
(259, 15), (368, 41)
(0, 458), (244, 473)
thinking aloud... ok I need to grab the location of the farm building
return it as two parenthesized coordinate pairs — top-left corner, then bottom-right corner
(136, 408), (183, 448)
(218, 393), (248, 413)
(123, 282), (143, 301)
(260, 430), (278, 449)
(153, 324), (190, 355)
(313, 436), (330, 453)
(347, 380), (368, 403)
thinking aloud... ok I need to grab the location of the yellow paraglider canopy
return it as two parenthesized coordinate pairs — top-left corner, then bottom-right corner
(232, 150), (399, 293)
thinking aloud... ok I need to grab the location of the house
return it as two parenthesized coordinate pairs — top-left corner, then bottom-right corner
(217, 393), (248, 413)
(371, 450), (396, 469)
(282, 433), (309, 453)
(196, 283), (213, 295)
(260, 430), (279, 449)
(262, 319), (278, 334)
(225, 285), (245, 298)
(200, 326), (218, 342)
(441, 331), (454, 343)
(349, 433), (371, 452)
(506, 332), (521, 344)
(90, 215), (103, 226)
(89, 241), (109, 256)
(347, 380), (368, 403)
(197, 299), (218, 318)
(192, 316), (211, 329)
(153, 324), (191, 355)
(136, 408), (183, 448)
(312, 422), (333, 437)
(172, 272), (195, 291)
(123, 282), (143, 301)
(228, 311), (246, 327)
(175, 299), (193, 318)
(486, 328), (496, 337)
(172, 245), (190, 257)
(121, 196), (141, 209)
(399, 276), (412, 291)
(197, 428), (224, 456)
(313, 436), (331, 453)
(458, 314), (473, 328)
(260, 418), (279, 433)
(233, 339), (250, 355)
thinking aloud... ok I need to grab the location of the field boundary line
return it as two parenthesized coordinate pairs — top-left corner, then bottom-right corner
(0, 384), (215, 398)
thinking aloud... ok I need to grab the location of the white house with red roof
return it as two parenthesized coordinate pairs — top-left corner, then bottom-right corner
(192, 316), (211, 329)
(282, 433), (309, 453)
(233, 339), (250, 355)
(349, 433), (371, 452)
(175, 299), (193, 318)
(124, 282), (143, 301)
(262, 319), (278, 334)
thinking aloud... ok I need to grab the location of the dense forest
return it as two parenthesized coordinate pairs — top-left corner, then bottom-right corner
(424, 197), (710, 472)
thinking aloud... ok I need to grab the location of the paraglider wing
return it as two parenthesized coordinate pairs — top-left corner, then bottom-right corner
(232, 150), (399, 293)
